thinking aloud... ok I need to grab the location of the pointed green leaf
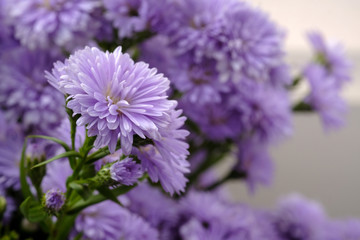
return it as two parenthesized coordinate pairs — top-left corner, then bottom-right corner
(27, 135), (70, 152)
(31, 151), (81, 169)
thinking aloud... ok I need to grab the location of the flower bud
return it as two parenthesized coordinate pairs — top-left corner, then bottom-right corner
(43, 189), (65, 214)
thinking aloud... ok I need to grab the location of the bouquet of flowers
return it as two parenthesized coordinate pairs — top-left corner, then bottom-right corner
(0, 0), (358, 239)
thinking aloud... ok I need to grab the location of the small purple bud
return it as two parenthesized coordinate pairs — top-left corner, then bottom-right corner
(44, 189), (65, 212)
(110, 158), (143, 186)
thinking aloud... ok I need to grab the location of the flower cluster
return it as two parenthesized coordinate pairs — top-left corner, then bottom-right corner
(0, 0), (355, 239)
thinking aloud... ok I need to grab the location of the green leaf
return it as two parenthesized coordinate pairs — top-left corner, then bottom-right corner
(20, 197), (47, 223)
(20, 139), (32, 198)
(27, 135), (70, 152)
(96, 186), (122, 206)
(31, 151), (81, 169)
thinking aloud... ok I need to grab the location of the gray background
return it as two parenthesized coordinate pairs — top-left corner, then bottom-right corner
(225, 0), (360, 218)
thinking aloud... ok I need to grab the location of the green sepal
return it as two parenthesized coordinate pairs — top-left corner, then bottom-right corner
(68, 181), (92, 200)
(96, 186), (122, 206)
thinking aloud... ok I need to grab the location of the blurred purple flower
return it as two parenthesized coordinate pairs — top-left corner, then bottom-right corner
(127, 183), (179, 230)
(179, 190), (266, 240)
(308, 31), (351, 88)
(75, 200), (159, 240)
(304, 64), (347, 130)
(236, 139), (274, 193)
(273, 194), (326, 240)
(168, 0), (285, 83)
(4, 0), (103, 50)
(0, 47), (65, 133)
(0, 112), (23, 190)
(42, 160), (72, 193)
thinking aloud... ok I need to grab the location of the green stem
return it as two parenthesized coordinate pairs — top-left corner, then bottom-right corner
(292, 101), (313, 112)
(206, 170), (247, 191)
(187, 141), (232, 185)
(66, 185), (136, 215)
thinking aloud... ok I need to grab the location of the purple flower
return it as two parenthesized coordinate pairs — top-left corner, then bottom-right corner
(104, 0), (149, 38)
(308, 31), (351, 88)
(137, 105), (190, 195)
(44, 189), (65, 212)
(168, 0), (285, 83)
(236, 139), (274, 193)
(46, 46), (176, 155)
(137, 144), (188, 195)
(104, 0), (174, 38)
(110, 157), (143, 186)
(234, 80), (292, 143)
(179, 190), (265, 240)
(328, 219), (360, 240)
(273, 194), (326, 240)
(127, 183), (179, 229)
(42, 160), (72, 193)
(75, 200), (159, 240)
(0, 112), (23, 190)
(304, 64), (347, 130)
(4, 0), (103, 50)
(180, 98), (242, 141)
(0, 47), (65, 133)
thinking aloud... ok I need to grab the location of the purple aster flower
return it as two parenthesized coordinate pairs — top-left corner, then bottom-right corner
(234, 80), (292, 143)
(168, 0), (285, 83)
(273, 194), (326, 240)
(179, 190), (265, 240)
(46, 46), (176, 155)
(127, 183), (179, 230)
(0, 47), (65, 133)
(43, 189), (65, 212)
(42, 159), (72, 193)
(137, 144), (188, 195)
(330, 219), (360, 240)
(0, 1), (18, 54)
(110, 157), (143, 186)
(139, 36), (175, 78)
(308, 31), (351, 88)
(137, 105), (190, 195)
(104, 0), (174, 38)
(215, 1), (285, 82)
(103, 0), (150, 38)
(180, 98), (242, 141)
(94, 149), (124, 171)
(4, 0), (103, 50)
(75, 200), (159, 240)
(304, 64), (347, 130)
(0, 112), (23, 190)
(236, 139), (274, 193)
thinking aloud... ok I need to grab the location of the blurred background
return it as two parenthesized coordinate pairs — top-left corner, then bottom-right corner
(226, 0), (360, 218)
